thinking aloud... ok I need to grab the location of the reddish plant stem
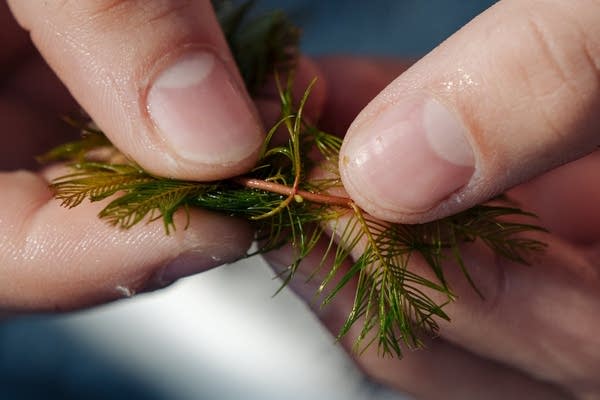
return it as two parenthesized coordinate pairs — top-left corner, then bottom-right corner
(234, 177), (353, 208)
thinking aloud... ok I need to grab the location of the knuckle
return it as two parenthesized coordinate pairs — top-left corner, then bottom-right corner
(520, 10), (594, 102)
(507, 3), (600, 141)
(64, 0), (131, 16)
(58, 0), (196, 31)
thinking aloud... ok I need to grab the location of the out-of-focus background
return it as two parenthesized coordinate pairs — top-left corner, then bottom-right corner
(1, 1), (496, 399)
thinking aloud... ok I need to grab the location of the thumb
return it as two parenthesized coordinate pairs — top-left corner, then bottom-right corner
(339, 0), (600, 223)
(8, 0), (262, 181)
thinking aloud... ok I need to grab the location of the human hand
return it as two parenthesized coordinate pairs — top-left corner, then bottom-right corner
(0, 1), (266, 312)
(330, 1), (600, 398)
(326, 1), (600, 399)
(266, 1), (600, 396)
(337, 2), (599, 398)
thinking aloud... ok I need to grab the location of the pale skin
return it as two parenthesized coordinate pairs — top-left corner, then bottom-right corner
(2, 1), (600, 399)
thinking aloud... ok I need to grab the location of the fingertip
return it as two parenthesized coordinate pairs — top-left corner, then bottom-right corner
(8, 0), (264, 181)
(145, 49), (264, 180)
(340, 95), (475, 223)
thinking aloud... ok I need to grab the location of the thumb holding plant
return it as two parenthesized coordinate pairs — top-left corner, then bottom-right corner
(340, 0), (600, 224)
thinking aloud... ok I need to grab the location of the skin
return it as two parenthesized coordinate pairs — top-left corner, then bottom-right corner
(2, 1), (600, 399)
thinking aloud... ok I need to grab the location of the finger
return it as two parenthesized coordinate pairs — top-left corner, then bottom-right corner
(339, 0), (600, 223)
(7, 0), (263, 181)
(0, 170), (253, 311)
(263, 241), (566, 400)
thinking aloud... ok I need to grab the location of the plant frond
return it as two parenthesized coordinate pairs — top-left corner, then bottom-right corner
(320, 206), (453, 357)
(99, 180), (206, 232)
(50, 163), (151, 208)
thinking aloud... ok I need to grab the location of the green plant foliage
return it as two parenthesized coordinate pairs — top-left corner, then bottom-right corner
(214, 0), (300, 93)
(40, 1), (547, 357)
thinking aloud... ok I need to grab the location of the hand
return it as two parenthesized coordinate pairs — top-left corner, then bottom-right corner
(330, 0), (600, 399)
(267, 0), (600, 395)
(0, 1), (263, 312)
(339, 0), (599, 397)
(337, 2), (598, 397)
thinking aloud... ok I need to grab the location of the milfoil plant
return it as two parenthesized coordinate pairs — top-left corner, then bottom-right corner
(40, 1), (546, 357)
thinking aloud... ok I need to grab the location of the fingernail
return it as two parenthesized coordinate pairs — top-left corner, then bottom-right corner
(147, 51), (262, 166)
(149, 249), (241, 289)
(341, 96), (475, 213)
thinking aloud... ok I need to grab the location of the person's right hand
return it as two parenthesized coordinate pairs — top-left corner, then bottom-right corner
(1, 1), (265, 312)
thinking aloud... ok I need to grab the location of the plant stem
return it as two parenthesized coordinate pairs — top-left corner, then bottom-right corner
(234, 177), (354, 208)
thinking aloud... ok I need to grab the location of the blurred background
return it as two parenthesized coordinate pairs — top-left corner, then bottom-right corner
(1, 1), (497, 399)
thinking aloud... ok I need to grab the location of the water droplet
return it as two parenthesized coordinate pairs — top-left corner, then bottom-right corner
(115, 285), (135, 298)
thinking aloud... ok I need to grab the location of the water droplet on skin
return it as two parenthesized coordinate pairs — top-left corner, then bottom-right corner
(441, 68), (478, 93)
(115, 285), (135, 298)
